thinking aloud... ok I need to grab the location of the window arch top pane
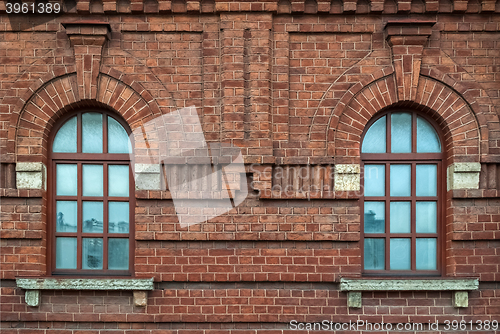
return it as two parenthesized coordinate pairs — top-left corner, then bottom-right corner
(361, 111), (442, 154)
(108, 116), (132, 154)
(417, 116), (441, 153)
(391, 112), (412, 153)
(361, 116), (386, 153)
(53, 116), (77, 153)
(82, 112), (103, 153)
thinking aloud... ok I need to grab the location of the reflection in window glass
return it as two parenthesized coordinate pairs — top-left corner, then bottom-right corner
(364, 202), (385, 233)
(53, 116), (77, 153)
(109, 165), (129, 197)
(416, 164), (437, 196)
(56, 201), (77, 233)
(83, 202), (103, 233)
(109, 202), (129, 233)
(416, 238), (437, 270)
(108, 117), (132, 154)
(82, 238), (103, 270)
(362, 116), (386, 153)
(390, 164), (411, 196)
(417, 116), (441, 153)
(82, 113), (103, 153)
(364, 165), (385, 197)
(56, 237), (77, 269)
(56, 164), (77, 196)
(416, 202), (437, 233)
(364, 238), (385, 270)
(390, 201), (411, 233)
(391, 112), (412, 153)
(82, 165), (103, 197)
(390, 238), (411, 270)
(108, 238), (129, 270)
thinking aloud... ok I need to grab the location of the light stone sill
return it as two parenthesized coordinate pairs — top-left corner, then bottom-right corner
(340, 278), (478, 309)
(16, 278), (154, 307)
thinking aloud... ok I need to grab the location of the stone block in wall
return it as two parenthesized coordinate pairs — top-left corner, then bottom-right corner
(134, 164), (162, 190)
(16, 162), (46, 190)
(334, 164), (360, 192)
(447, 163), (481, 191)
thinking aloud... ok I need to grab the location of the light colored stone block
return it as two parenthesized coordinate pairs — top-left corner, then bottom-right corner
(17, 278), (155, 307)
(334, 164), (360, 191)
(453, 291), (468, 308)
(347, 291), (362, 308)
(134, 163), (161, 190)
(16, 162), (46, 190)
(133, 291), (148, 307)
(340, 278), (479, 291)
(447, 162), (481, 191)
(25, 290), (40, 307)
(340, 278), (478, 309)
(16, 278), (154, 290)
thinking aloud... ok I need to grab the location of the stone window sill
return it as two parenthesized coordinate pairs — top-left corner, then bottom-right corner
(340, 278), (479, 308)
(16, 277), (154, 307)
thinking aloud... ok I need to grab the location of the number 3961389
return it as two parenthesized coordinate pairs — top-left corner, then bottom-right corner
(6, 2), (61, 14)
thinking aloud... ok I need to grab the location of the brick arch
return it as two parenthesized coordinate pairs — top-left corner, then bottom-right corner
(331, 74), (483, 164)
(11, 71), (164, 165)
(420, 67), (500, 162)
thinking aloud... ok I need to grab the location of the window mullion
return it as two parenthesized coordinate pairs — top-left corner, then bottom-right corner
(103, 162), (109, 271)
(77, 162), (83, 271)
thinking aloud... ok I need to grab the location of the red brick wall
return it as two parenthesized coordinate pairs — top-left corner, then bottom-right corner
(1, 0), (500, 333)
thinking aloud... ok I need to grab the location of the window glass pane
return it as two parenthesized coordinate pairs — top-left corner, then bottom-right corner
(83, 165), (103, 197)
(56, 237), (77, 269)
(82, 238), (103, 270)
(364, 238), (385, 270)
(417, 116), (441, 153)
(364, 202), (385, 233)
(108, 238), (129, 270)
(56, 164), (77, 196)
(56, 201), (77, 232)
(362, 116), (386, 153)
(416, 238), (437, 270)
(390, 238), (411, 270)
(53, 116), (77, 153)
(82, 113), (103, 153)
(390, 201), (411, 233)
(108, 116), (132, 154)
(364, 165), (385, 197)
(416, 201), (437, 233)
(109, 165), (129, 197)
(416, 164), (437, 196)
(82, 201), (103, 233)
(390, 164), (411, 196)
(391, 112), (412, 153)
(109, 202), (129, 233)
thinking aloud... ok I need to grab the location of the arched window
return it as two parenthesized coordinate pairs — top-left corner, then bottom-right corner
(49, 111), (133, 275)
(361, 111), (443, 275)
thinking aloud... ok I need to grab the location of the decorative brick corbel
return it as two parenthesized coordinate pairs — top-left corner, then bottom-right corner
(385, 20), (435, 102)
(62, 21), (111, 101)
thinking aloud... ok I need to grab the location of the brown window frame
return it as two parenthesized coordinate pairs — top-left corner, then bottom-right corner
(48, 110), (135, 276)
(360, 110), (444, 277)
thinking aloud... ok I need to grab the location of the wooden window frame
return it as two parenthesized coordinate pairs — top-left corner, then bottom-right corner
(360, 110), (445, 277)
(48, 110), (135, 276)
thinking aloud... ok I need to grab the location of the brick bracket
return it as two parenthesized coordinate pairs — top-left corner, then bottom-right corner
(16, 277), (154, 307)
(340, 278), (479, 308)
